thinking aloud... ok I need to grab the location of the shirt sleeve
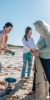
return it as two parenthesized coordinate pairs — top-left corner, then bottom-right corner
(22, 37), (30, 52)
(31, 38), (36, 49)
(36, 37), (46, 50)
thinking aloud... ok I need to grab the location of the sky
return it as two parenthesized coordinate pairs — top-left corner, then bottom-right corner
(0, 0), (50, 46)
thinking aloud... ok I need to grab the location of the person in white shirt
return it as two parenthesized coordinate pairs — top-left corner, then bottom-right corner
(21, 26), (39, 80)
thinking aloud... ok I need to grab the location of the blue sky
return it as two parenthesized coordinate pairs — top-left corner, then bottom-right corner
(0, 0), (50, 46)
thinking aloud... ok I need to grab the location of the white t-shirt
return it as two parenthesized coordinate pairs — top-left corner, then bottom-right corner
(22, 36), (36, 53)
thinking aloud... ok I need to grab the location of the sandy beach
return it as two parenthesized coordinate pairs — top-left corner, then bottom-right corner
(0, 47), (35, 100)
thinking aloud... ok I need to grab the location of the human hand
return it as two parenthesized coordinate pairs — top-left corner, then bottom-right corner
(31, 49), (39, 57)
(34, 50), (40, 57)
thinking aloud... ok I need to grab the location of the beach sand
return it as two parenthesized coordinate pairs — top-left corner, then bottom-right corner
(0, 47), (35, 100)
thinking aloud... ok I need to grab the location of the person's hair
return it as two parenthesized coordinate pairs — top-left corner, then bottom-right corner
(3, 22), (13, 29)
(24, 26), (32, 41)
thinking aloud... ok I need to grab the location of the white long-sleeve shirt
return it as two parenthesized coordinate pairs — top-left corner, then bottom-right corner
(22, 36), (36, 53)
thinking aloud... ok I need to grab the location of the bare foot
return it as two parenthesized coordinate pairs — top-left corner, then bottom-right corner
(24, 77), (30, 80)
(25, 91), (35, 95)
(0, 84), (5, 91)
(46, 95), (50, 100)
(0, 81), (5, 85)
(20, 78), (26, 83)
